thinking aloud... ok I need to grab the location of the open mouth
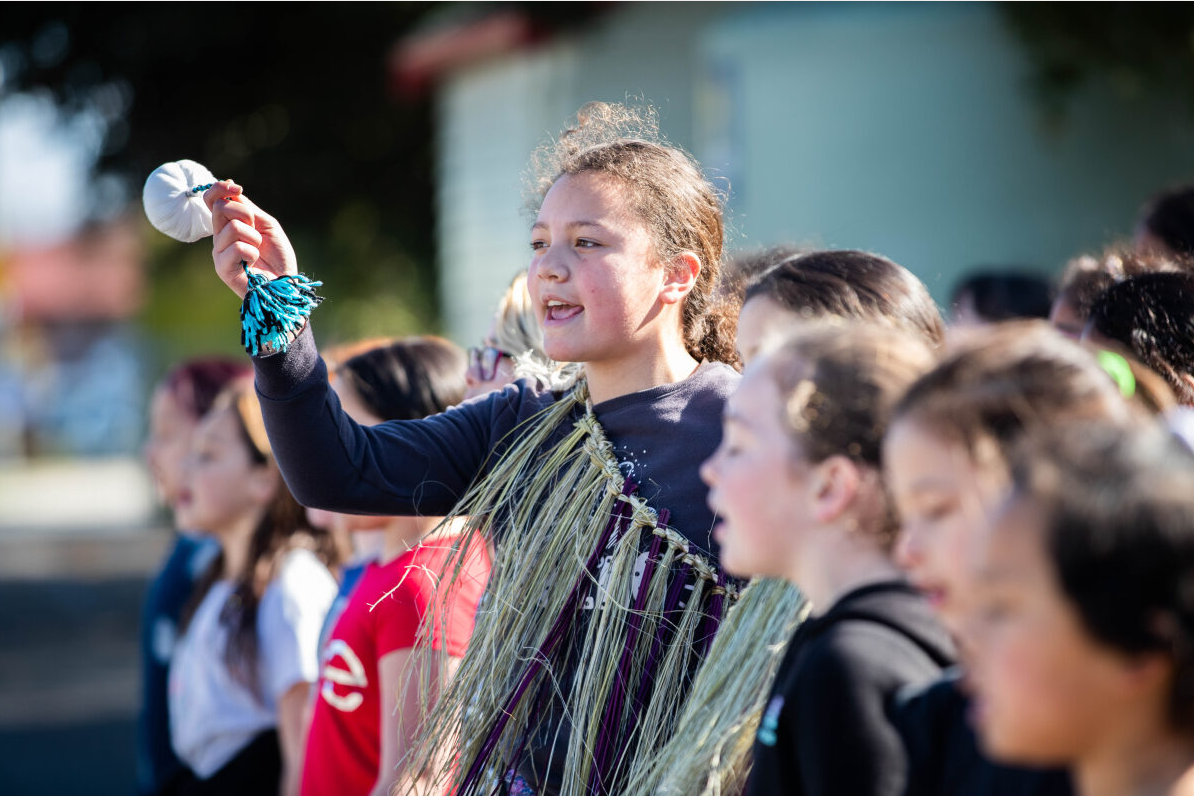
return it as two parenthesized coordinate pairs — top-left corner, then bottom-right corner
(545, 299), (583, 322)
(913, 579), (948, 609)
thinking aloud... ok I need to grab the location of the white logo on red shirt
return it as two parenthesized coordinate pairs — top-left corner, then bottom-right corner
(320, 639), (367, 712)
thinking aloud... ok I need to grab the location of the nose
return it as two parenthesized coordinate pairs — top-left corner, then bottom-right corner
(892, 524), (923, 573)
(532, 246), (567, 283)
(699, 450), (719, 488)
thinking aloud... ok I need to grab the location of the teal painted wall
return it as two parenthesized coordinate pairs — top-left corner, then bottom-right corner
(695, 2), (1194, 299)
(437, 2), (1194, 342)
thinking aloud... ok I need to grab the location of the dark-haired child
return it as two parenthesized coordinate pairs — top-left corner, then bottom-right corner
(300, 337), (490, 796)
(883, 322), (1145, 796)
(1136, 183), (1194, 259)
(950, 271), (1053, 327)
(701, 325), (954, 796)
(970, 422), (1194, 796)
(735, 249), (944, 364)
(1086, 272), (1194, 406)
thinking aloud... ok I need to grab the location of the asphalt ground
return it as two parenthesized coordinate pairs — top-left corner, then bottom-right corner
(0, 533), (170, 795)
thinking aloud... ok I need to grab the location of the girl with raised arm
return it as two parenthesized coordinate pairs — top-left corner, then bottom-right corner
(201, 102), (775, 796)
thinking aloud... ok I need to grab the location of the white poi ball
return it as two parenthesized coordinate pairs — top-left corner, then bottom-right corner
(142, 159), (217, 243)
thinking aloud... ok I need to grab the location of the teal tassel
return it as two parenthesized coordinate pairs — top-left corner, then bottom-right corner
(239, 262), (324, 356)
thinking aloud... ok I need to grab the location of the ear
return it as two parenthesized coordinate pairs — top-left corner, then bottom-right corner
(659, 251), (701, 306)
(1181, 373), (1194, 397)
(1125, 611), (1184, 698)
(1115, 650), (1174, 704)
(809, 455), (862, 525)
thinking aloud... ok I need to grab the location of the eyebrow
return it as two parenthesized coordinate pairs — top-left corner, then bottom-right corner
(531, 220), (609, 232)
(901, 477), (958, 494)
(722, 407), (753, 427)
(975, 565), (1029, 584)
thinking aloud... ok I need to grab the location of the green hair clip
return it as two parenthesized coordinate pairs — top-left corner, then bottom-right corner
(1097, 349), (1137, 398)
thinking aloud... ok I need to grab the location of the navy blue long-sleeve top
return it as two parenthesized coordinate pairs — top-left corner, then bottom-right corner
(253, 325), (738, 558)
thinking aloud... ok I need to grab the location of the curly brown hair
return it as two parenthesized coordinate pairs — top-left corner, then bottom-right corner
(527, 102), (739, 367)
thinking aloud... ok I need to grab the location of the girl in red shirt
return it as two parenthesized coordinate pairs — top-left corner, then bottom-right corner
(299, 337), (490, 796)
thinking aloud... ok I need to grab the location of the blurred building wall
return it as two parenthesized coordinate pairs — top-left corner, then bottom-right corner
(433, 1), (1194, 345)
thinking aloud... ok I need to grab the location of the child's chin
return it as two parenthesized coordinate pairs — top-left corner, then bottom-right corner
(972, 708), (1046, 767)
(542, 342), (585, 364)
(719, 545), (759, 580)
(976, 725), (1031, 767)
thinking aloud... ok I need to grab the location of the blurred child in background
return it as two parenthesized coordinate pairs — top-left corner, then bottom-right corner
(300, 336), (491, 796)
(949, 271), (1053, 328)
(464, 270), (554, 400)
(702, 325), (954, 796)
(971, 423), (1194, 796)
(1086, 273), (1194, 407)
(1135, 183), (1194, 260)
(168, 381), (339, 796)
(1050, 249), (1184, 339)
(139, 358), (249, 796)
(734, 249), (944, 365)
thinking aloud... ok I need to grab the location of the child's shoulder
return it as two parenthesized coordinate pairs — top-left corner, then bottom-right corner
(794, 587), (951, 690)
(695, 360), (742, 390)
(266, 546), (337, 603)
(671, 360), (742, 413)
(794, 616), (947, 701)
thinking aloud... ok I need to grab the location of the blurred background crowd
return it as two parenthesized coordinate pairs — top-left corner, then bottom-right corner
(3, 2), (1194, 793)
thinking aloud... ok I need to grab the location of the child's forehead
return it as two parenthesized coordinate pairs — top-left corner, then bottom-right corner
(729, 366), (784, 422)
(195, 405), (238, 442)
(536, 171), (640, 225)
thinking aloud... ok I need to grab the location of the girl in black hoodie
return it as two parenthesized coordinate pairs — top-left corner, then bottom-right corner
(701, 323), (955, 796)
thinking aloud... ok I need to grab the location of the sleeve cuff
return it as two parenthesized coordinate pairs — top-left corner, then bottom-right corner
(253, 322), (326, 400)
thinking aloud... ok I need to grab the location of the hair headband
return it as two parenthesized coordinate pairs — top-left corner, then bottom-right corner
(1096, 349), (1137, 399)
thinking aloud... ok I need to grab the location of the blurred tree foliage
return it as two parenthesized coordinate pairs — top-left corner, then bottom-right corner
(1, 4), (442, 363)
(1002, 4), (1194, 122)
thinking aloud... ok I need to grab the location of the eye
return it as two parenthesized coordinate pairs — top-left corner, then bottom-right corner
(575, 238), (600, 248)
(719, 434), (748, 458)
(980, 602), (1011, 622)
(193, 446), (217, 465)
(919, 501), (956, 523)
(530, 239), (547, 252)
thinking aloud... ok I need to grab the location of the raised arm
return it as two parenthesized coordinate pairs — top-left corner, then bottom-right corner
(203, 181), (536, 516)
(206, 180), (296, 298)
(253, 328), (514, 516)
